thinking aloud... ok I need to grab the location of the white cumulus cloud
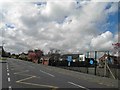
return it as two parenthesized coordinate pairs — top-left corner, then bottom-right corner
(0, 0), (118, 54)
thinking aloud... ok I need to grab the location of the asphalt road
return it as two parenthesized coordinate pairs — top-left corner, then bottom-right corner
(1, 58), (119, 90)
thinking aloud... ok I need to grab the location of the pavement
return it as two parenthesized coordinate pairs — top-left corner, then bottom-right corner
(1, 58), (119, 90)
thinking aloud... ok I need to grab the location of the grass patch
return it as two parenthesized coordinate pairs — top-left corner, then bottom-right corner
(0, 57), (7, 60)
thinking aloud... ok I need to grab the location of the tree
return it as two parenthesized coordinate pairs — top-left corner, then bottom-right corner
(35, 49), (44, 63)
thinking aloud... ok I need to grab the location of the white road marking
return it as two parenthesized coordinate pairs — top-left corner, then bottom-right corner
(40, 70), (55, 77)
(7, 69), (9, 72)
(16, 76), (36, 83)
(9, 86), (12, 89)
(7, 73), (10, 76)
(7, 64), (8, 67)
(8, 77), (11, 82)
(14, 70), (29, 74)
(9, 86), (12, 90)
(30, 66), (34, 68)
(68, 82), (89, 90)
(17, 81), (58, 88)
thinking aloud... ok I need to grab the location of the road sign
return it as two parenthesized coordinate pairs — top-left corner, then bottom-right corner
(67, 56), (72, 62)
(89, 59), (94, 65)
(67, 56), (72, 66)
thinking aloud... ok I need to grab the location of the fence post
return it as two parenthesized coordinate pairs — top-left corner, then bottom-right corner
(103, 51), (107, 77)
(94, 51), (97, 75)
(86, 52), (89, 74)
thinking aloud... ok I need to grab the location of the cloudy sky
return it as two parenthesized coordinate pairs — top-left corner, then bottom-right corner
(0, 0), (119, 54)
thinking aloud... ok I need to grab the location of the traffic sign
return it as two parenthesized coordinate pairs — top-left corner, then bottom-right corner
(89, 59), (94, 65)
(67, 56), (72, 62)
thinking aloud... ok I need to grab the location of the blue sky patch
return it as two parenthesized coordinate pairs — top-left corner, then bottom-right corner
(5, 23), (15, 29)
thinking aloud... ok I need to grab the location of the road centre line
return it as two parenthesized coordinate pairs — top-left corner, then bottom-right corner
(9, 86), (12, 90)
(7, 63), (8, 67)
(8, 77), (11, 82)
(7, 66), (8, 69)
(7, 69), (9, 72)
(68, 82), (89, 90)
(39, 70), (55, 77)
(7, 73), (10, 76)
(7, 63), (9, 69)
(9, 86), (11, 88)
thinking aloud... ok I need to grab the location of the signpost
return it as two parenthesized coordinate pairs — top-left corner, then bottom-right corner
(86, 52), (89, 73)
(67, 56), (72, 66)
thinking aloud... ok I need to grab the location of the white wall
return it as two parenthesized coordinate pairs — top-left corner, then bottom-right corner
(79, 55), (85, 61)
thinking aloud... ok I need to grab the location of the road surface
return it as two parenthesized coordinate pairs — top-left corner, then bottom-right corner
(1, 58), (119, 90)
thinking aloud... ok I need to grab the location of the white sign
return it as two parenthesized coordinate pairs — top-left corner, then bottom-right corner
(79, 55), (85, 61)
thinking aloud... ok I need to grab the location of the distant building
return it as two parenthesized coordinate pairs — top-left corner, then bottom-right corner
(98, 54), (120, 67)
(60, 54), (80, 61)
(79, 54), (85, 61)
(41, 55), (51, 65)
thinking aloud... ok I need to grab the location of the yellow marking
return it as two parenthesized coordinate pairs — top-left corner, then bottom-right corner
(11, 67), (25, 70)
(15, 73), (34, 76)
(14, 70), (29, 74)
(16, 76), (36, 83)
(17, 81), (58, 89)
(15, 73), (41, 78)
(99, 83), (103, 85)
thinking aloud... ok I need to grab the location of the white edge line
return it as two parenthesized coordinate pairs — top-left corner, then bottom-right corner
(40, 70), (55, 77)
(9, 86), (12, 89)
(68, 82), (89, 90)
(8, 77), (11, 82)
(9, 86), (12, 90)
(7, 73), (10, 76)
